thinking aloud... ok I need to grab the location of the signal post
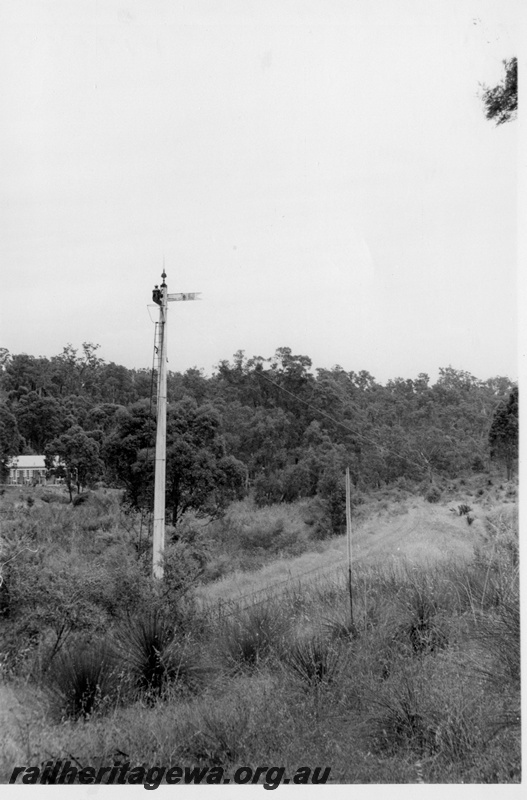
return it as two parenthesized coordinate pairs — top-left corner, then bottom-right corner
(151, 270), (200, 579)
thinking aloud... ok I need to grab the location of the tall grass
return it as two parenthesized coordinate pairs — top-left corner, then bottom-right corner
(0, 486), (520, 784)
(218, 602), (290, 671)
(48, 640), (118, 720)
(281, 633), (344, 688)
(117, 611), (203, 702)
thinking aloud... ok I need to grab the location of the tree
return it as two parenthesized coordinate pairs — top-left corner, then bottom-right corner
(489, 386), (518, 480)
(0, 348), (10, 370)
(98, 362), (136, 405)
(482, 57), (517, 125)
(164, 398), (245, 525)
(0, 402), (20, 481)
(0, 354), (53, 399)
(46, 426), (103, 501)
(87, 403), (125, 434)
(317, 460), (347, 535)
(48, 342), (104, 398)
(105, 398), (245, 526)
(103, 401), (155, 509)
(15, 393), (64, 452)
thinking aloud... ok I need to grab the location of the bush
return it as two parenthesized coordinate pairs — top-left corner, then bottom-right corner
(1, 548), (117, 676)
(322, 608), (358, 642)
(40, 491), (69, 504)
(399, 583), (448, 656)
(311, 518), (333, 541)
(317, 469), (346, 535)
(360, 647), (492, 765)
(0, 486), (519, 784)
(118, 611), (202, 701)
(254, 473), (283, 507)
(469, 593), (520, 695)
(160, 541), (209, 614)
(425, 484), (442, 503)
(219, 603), (288, 671)
(282, 633), (344, 688)
(369, 677), (435, 756)
(48, 639), (118, 719)
(72, 492), (91, 507)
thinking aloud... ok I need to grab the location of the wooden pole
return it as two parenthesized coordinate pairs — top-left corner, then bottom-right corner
(345, 466), (353, 629)
(152, 271), (168, 579)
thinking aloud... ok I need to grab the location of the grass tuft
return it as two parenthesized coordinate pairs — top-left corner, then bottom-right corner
(282, 633), (344, 687)
(118, 611), (202, 701)
(48, 639), (118, 720)
(219, 602), (289, 671)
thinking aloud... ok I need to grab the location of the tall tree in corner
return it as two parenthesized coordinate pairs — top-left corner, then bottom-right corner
(481, 57), (517, 125)
(489, 387), (518, 480)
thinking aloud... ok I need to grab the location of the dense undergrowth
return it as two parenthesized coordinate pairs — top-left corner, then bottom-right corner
(0, 475), (520, 784)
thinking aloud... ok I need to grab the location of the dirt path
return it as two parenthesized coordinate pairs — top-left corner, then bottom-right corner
(198, 498), (486, 608)
(351, 498), (482, 566)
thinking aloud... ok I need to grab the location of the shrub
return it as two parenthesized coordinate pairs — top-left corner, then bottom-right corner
(457, 560), (501, 611)
(311, 518), (333, 540)
(317, 469), (346, 534)
(72, 493), (90, 507)
(399, 582), (448, 656)
(1, 547), (116, 676)
(322, 608), (358, 642)
(469, 595), (520, 691)
(40, 491), (69, 504)
(219, 602), (288, 671)
(369, 679), (435, 755)
(202, 554), (231, 583)
(48, 639), (118, 719)
(160, 541), (209, 615)
(118, 611), (202, 701)
(366, 666), (481, 761)
(239, 522), (277, 551)
(425, 484), (442, 503)
(458, 515), (518, 613)
(282, 633), (343, 688)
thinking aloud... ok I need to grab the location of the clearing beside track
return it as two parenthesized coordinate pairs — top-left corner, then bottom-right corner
(197, 497), (512, 609)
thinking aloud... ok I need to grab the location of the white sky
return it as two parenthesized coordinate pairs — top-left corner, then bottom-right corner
(0, 0), (521, 384)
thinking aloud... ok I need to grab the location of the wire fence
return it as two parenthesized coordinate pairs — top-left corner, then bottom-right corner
(198, 557), (349, 622)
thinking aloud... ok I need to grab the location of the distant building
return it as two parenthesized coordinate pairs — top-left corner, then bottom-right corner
(6, 455), (61, 486)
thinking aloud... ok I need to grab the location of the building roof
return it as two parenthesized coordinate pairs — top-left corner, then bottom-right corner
(8, 455), (48, 469)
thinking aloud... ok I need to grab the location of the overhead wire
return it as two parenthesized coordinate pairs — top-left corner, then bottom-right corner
(197, 370), (431, 618)
(254, 369), (432, 474)
(200, 370), (511, 619)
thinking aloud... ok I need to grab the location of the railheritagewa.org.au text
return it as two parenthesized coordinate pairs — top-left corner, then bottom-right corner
(9, 761), (331, 790)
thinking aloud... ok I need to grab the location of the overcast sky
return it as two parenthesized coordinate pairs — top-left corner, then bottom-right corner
(0, 0), (520, 384)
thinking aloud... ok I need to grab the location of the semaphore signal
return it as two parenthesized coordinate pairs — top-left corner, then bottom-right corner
(151, 270), (201, 580)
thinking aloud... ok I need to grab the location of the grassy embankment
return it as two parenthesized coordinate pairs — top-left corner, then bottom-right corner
(0, 474), (520, 784)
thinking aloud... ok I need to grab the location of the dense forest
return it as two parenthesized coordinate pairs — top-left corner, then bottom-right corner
(0, 342), (518, 522)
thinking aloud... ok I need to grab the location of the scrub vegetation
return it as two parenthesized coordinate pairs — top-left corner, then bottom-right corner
(0, 478), (519, 784)
(0, 344), (520, 783)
